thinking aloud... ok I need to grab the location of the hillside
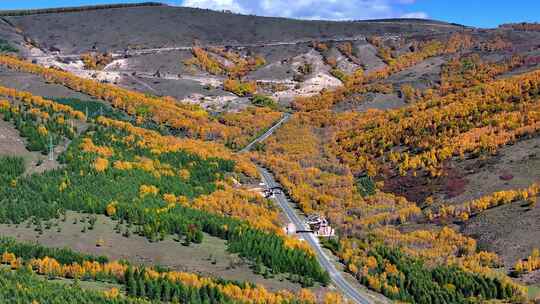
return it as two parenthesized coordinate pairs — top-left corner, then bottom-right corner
(0, 2), (540, 304)
(1, 3), (462, 53)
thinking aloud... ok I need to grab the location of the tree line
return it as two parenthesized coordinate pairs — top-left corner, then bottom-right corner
(0, 237), (327, 303)
(0, 2), (164, 16)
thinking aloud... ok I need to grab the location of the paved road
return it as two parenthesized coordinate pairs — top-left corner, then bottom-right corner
(239, 115), (373, 304)
(258, 167), (372, 304)
(238, 113), (291, 153)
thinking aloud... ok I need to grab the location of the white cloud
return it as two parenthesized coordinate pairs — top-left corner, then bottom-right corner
(182, 0), (248, 13)
(401, 12), (428, 19)
(180, 0), (428, 21)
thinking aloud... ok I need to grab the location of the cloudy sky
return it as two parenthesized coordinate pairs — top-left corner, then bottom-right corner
(181, 0), (428, 20)
(3, 0), (540, 28)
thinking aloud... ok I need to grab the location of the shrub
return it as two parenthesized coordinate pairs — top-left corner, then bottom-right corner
(0, 39), (17, 53)
(223, 79), (257, 96)
(250, 95), (278, 109)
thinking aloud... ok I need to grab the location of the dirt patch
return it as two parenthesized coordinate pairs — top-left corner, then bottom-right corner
(0, 113), (85, 174)
(0, 119), (30, 156)
(452, 137), (540, 278)
(247, 44), (312, 81)
(354, 41), (387, 73)
(358, 93), (406, 111)
(443, 136), (540, 205)
(383, 136), (540, 208)
(272, 49), (342, 100)
(109, 50), (194, 75)
(117, 73), (234, 103)
(0, 119), (61, 174)
(0, 66), (97, 100)
(462, 201), (540, 277)
(384, 56), (446, 90)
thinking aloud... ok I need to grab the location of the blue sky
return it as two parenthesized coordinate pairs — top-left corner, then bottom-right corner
(1, 0), (538, 28)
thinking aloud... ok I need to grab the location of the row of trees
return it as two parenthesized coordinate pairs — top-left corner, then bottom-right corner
(342, 244), (520, 303)
(124, 267), (236, 303)
(184, 47), (266, 79)
(429, 183), (539, 222)
(0, 2), (163, 16)
(514, 248), (540, 275)
(0, 238), (329, 303)
(0, 268), (152, 304)
(50, 97), (130, 120)
(0, 55), (229, 140)
(500, 22), (540, 32)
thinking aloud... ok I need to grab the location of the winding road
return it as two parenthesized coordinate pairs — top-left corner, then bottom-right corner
(240, 114), (374, 304)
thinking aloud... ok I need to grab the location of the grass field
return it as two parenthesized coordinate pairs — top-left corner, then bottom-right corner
(528, 284), (540, 300)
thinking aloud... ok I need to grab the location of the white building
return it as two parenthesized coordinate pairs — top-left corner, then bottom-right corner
(284, 222), (297, 235)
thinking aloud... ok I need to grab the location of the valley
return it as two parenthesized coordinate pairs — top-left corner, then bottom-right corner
(0, 2), (540, 303)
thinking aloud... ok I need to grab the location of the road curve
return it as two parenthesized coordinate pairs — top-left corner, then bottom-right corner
(239, 114), (373, 304)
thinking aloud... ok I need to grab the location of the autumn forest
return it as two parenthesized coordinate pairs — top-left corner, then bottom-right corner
(0, 3), (540, 304)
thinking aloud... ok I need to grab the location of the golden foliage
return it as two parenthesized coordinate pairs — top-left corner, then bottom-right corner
(185, 47), (225, 75)
(0, 99), (9, 111)
(185, 47), (266, 78)
(81, 52), (113, 70)
(332, 68), (540, 177)
(80, 137), (114, 157)
(219, 107), (282, 149)
(139, 184), (159, 198)
(105, 201), (118, 216)
(93, 157), (109, 172)
(514, 248), (540, 274)
(0, 85), (85, 120)
(0, 252), (340, 304)
(190, 184), (282, 233)
(223, 79), (257, 96)
(0, 55), (229, 140)
(103, 287), (120, 299)
(96, 116), (258, 177)
(431, 183), (540, 221)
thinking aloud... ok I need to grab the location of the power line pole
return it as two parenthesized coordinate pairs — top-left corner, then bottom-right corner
(48, 135), (54, 161)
